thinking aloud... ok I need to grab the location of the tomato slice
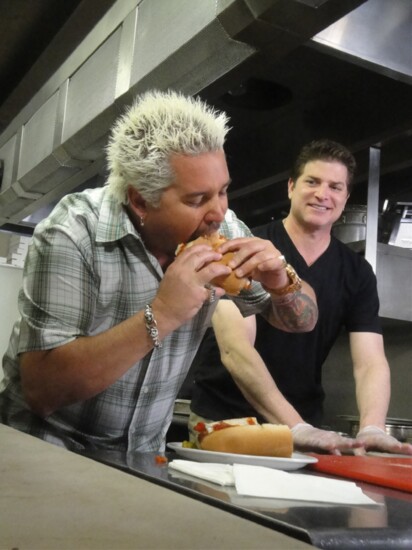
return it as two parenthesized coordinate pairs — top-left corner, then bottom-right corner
(194, 422), (206, 433)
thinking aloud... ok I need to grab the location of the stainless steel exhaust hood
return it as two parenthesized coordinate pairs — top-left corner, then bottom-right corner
(0, 0), (411, 234)
(0, 0), (368, 228)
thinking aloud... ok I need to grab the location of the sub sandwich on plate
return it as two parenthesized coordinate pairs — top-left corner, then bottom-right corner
(190, 417), (293, 458)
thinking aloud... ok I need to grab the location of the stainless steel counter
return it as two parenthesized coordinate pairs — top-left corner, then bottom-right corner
(0, 424), (311, 550)
(2, 423), (412, 549)
(82, 447), (412, 550)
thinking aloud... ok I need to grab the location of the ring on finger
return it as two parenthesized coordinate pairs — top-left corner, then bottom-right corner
(278, 254), (287, 269)
(204, 283), (216, 304)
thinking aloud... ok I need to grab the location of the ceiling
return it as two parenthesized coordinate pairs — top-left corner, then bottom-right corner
(0, 0), (411, 232)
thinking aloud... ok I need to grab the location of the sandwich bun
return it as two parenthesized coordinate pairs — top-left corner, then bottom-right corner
(176, 233), (251, 296)
(195, 418), (293, 458)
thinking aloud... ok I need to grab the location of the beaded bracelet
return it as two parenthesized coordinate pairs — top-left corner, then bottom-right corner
(144, 304), (162, 349)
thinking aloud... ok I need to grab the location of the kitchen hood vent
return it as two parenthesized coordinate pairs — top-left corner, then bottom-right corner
(0, 0), (367, 228)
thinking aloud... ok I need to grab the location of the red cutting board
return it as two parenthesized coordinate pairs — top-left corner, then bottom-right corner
(308, 454), (412, 493)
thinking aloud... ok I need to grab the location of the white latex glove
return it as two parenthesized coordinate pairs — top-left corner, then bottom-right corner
(355, 425), (412, 456)
(291, 423), (359, 455)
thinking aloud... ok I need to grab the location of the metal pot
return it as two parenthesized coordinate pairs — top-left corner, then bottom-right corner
(339, 415), (412, 443)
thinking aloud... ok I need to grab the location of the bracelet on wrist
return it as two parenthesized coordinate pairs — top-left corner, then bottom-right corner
(144, 304), (162, 349)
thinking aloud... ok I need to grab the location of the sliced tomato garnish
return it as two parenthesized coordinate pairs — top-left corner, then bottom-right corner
(194, 422), (206, 433)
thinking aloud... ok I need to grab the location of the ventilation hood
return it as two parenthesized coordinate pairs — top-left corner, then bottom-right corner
(0, 0), (411, 233)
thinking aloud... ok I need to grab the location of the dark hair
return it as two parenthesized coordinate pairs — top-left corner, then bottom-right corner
(290, 139), (357, 194)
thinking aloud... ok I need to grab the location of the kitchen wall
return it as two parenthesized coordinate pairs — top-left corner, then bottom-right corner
(0, 233), (9, 257)
(0, 265), (23, 383)
(323, 318), (412, 431)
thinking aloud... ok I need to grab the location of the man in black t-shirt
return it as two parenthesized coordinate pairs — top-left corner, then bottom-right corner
(189, 139), (412, 455)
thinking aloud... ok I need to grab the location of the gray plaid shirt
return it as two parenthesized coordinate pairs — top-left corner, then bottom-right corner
(0, 186), (269, 452)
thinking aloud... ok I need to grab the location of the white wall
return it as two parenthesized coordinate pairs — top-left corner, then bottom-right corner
(0, 265), (23, 382)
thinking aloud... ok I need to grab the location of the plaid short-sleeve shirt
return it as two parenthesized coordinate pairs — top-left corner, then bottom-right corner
(0, 187), (269, 452)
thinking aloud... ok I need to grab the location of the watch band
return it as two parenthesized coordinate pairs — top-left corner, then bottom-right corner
(271, 263), (302, 296)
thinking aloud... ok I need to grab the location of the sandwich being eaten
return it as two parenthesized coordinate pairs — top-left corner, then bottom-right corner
(176, 233), (251, 296)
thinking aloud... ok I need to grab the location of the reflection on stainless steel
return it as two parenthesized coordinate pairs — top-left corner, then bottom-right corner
(168, 469), (234, 503)
(365, 146), (381, 273)
(313, 0), (412, 82)
(126, 451), (170, 480)
(388, 203), (412, 248)
(376, 243), (412, 322)
(339, 415), (412, 443)
(80, 447), (412, 549)
(349, 492), (387, 528)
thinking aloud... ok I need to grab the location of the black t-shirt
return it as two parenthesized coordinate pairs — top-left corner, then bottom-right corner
(189, 220), (382, 426)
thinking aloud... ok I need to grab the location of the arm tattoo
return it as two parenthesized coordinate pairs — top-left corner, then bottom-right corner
(269, 291), (318, 332)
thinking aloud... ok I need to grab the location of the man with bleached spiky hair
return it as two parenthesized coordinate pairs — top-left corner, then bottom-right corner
(0, 90), (317, 453)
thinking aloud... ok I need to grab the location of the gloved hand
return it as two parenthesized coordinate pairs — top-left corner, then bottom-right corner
(354, 425), (412, 456)
(291, 423), (359, 455)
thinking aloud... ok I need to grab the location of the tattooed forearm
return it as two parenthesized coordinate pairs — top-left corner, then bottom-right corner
(268, 291), (318, 332)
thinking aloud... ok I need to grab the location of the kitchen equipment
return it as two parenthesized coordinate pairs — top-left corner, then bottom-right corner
(308, 454), (412, 493)
(387, 202), (412, 248)
(173, 399), (191, 417)
(332, 205), (367, 244)
(338, 415), (412, 443)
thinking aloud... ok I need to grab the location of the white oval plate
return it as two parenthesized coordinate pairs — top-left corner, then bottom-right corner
(167, 442), (317, 471)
